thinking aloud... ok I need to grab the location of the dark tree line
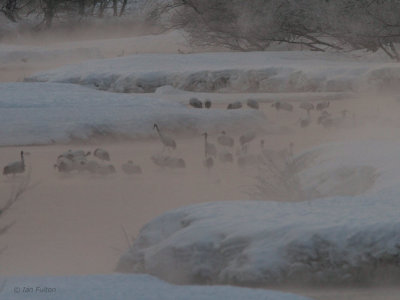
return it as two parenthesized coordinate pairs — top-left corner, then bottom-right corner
(1, 0), (129, 28)
(165, 0), (400, 61)
(2, 0), (400, 60)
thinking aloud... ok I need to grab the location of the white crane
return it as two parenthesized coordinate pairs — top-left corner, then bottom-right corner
(154, 123), (176, 150)
(218, 150), (234, 163)
(272, 101), (293, 112)
(203, 132), (217, 158)
(217, 131), (234, 147)
(94, 148), (110, 161)
(85, 160), (116, 175)
(298, 116), (311, 128)
(3, 151), (25, 176)
(151, 155), (186, 168)
(203, 132), (216, 170)
(246, 99), (259, 109)
(55, 149), (90, 173)
(189, 97), (203, 108)
(316, 101), (330, 111)
(239, 131), (256, 147)
(299, 102), (314, 116)
(122, 161), (142, 174)
(58, 149), (90, 160)
(317, 110), (331, 124)
(227, 101), (242, 109)
(203, 156), (214, 169)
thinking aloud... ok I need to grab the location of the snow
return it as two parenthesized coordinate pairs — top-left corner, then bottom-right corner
(0, 31), (188, 66)
(116, 140), (400, 286)
(117, 191), (400, 286)
(0, 82), (264, 146)
(2, 29), (400, 293)
(0, 274), (312, 300)
(25, 51), (400, 93)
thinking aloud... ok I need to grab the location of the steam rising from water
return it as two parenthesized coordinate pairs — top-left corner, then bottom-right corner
(1, 24), (400, 299)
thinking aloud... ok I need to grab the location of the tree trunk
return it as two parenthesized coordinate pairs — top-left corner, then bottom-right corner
(119, 0), (127, 16)
(98, 0), (108, 18)
(79, 0), (85, 16)
(112, 0), (117, 16)
(44, 0), (55, 28)
(91, 0), (97, 15)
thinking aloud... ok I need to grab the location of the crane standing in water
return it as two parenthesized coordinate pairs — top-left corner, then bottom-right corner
(153, 123), (177, 151)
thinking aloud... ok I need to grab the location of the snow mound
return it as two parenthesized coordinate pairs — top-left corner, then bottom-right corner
(116, 141), (400, 286)
(117, 195), (400, 286)
(26, 51), (400, 93)
(0, 82), (264, 146)
(0, 274), (312, 300)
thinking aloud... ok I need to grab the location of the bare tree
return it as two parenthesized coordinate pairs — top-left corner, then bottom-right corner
(1, 0), (18, 21)
(1, 0), (35, 22)
(118, 0), (127, 16)
(169, 0), (400, 60)
(0, 0), (136, 31)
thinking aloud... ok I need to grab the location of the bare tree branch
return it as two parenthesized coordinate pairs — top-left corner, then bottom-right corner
(168, 0), (400, 61)
(1, 169), (37, 252)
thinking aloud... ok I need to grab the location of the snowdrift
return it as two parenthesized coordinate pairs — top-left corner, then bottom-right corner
(0, 274), (312, 300)
(0, 82), (264, 146)
(116, 194), (400, 286)
(116, 141), (400, 286)
(26, 51), (400, 93)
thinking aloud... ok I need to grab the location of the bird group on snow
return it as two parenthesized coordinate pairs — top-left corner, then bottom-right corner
(3, 99), (352, 177)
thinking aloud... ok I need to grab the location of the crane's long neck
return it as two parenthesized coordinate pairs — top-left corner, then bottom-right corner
(155, 125), (164, 140)
(204, 134), (208, 158)
(21, 151), (25, 166)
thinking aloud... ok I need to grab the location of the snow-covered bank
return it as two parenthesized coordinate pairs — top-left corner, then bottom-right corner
(116, 140), (400, 286)
(116, 194), (400, 286)
(25, 51), (400, 93)
(0, 274), (312, 300)
(0, 82), (264, 146)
